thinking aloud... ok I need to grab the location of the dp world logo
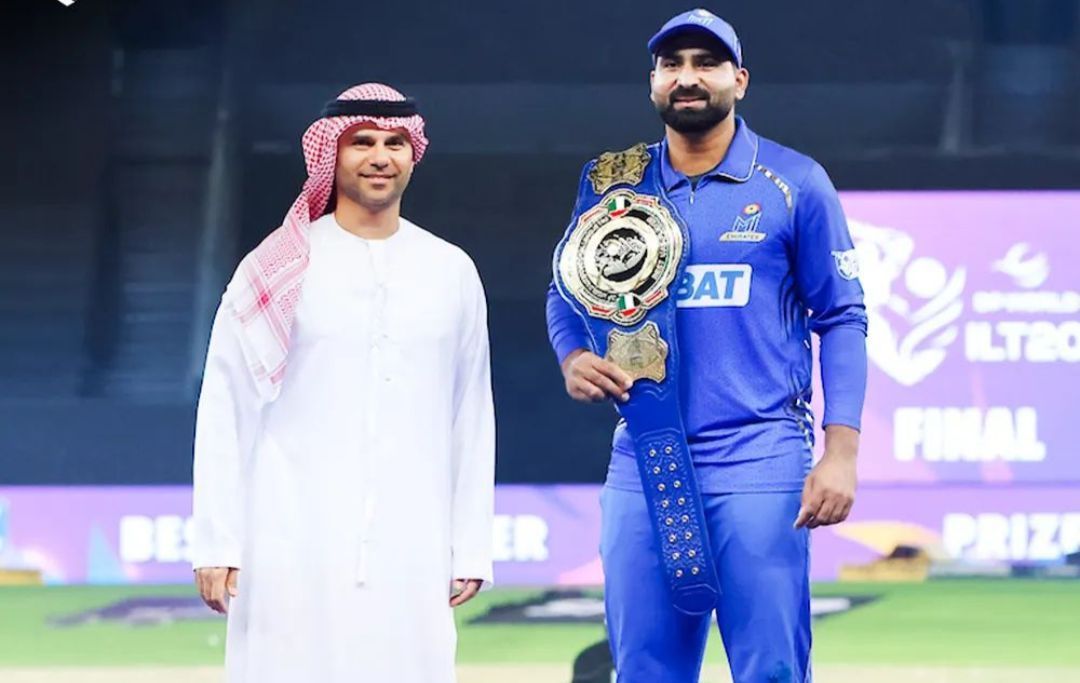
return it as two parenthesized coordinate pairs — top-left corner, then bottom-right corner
(992, 242), (1049, 289)
(849, 219), (966, 387)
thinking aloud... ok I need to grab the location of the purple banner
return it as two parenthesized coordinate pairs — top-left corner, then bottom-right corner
(818, 191), (1080, 484)
(1, 485), (1078, 585)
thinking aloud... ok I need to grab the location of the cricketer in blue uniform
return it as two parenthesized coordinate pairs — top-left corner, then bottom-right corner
(546, 9), (868, 683)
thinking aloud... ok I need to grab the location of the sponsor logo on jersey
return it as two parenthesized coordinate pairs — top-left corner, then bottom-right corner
(720, 203), (766, 242)
(675, 264), (752, 307)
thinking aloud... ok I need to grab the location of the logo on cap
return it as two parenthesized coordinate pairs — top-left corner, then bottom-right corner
(689, 10), (716, 27)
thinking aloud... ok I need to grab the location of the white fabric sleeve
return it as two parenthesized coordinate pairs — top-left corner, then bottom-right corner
(190, 303), (261, 570)
(448, 258), (497, 587)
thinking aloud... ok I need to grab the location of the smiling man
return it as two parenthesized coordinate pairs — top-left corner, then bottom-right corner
(546, 9), (868, 683)
(190, 83), (495, 683)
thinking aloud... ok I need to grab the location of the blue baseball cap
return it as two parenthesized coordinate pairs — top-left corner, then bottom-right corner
(647, 8), (743, 67)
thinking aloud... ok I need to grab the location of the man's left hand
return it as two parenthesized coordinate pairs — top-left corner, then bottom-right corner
(449, 578), (483, 607)
(794, 425), (859, 529)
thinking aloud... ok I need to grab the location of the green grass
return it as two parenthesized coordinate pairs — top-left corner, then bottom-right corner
(811, 580), (1080, 666)
(453, 588), (604, 664)
(0, 581), (1077, 667)
(0, 584), (221, 666)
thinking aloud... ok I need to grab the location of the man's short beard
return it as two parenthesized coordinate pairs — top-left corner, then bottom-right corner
(335, 177), (403, 212)
(657, 97), (733, 134)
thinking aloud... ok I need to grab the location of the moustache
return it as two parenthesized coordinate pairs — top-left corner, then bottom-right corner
(669, 87), (711, 102)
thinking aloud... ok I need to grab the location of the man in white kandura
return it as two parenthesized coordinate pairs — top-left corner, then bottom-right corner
(190, 82), (495, 683)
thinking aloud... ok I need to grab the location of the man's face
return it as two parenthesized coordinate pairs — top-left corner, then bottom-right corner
(649, 35), (749, 134)
(334, 123), (415, 212)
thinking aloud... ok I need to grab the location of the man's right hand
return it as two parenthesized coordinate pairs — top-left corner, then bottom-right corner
(561, 349), (633, 403)
(195, 567), (239, 614)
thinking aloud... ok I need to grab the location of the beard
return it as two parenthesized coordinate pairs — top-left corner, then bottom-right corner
(656, 86), (735, 134)
(335, 172), (408, 213)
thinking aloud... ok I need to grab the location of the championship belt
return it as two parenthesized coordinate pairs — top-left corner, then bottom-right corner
(553, 144), (720, 615)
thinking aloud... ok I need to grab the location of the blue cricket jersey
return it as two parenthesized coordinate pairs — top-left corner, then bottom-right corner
(546, 117), (868, 494)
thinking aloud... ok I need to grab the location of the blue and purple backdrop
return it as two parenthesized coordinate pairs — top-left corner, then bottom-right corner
(2, 191), (1078, 585)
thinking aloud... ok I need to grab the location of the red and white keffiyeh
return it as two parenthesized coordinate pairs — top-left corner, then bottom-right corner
(222, 83), (428, 399)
